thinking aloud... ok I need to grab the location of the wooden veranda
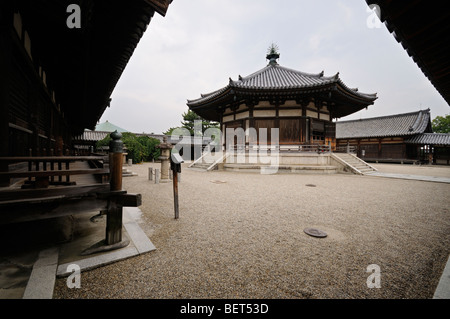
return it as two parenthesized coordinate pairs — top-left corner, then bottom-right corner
(0, 132), (141, 249)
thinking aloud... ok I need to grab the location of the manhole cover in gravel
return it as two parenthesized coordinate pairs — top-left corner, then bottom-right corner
(304, 228), (327, 238)
(210, 180), (227, 184)
(305, 184), (316, 187)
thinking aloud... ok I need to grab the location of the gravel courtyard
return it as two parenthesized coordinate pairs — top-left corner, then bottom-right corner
(53, 163), (450, 299)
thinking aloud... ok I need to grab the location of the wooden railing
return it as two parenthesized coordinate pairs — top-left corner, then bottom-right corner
(0, 156), (109, 188)
(0, 131), (141, 250)
(278, 144), (331, 153)
(224, 144), (332, 153)
(334, 145), (357, 153)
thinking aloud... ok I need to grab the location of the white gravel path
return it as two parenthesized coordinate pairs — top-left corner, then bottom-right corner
(53, 163), (450, 299)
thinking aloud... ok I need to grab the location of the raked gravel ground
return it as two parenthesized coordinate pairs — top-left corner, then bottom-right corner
(53, 163), (450, 299)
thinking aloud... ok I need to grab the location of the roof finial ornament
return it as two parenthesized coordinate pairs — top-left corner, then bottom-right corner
(266, 43), (280, 66)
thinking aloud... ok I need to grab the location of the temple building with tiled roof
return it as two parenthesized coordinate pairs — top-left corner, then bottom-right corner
(336, 109), (450, 164)
(336, 109), (432, 140)
(188, 47), (377, 149)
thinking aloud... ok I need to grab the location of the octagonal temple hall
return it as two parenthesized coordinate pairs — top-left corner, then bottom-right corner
(187, 50), (378, 173)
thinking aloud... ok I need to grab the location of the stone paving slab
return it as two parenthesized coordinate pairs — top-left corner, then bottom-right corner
(22, 247), (59, 299)
(433, 255), (450, 299)
(0, 207), (155, 298)
(57, 207), (156, 277)
(364, 171), (450, 183)
(123, 208), (156, 254)
(57, 246), (139, 277)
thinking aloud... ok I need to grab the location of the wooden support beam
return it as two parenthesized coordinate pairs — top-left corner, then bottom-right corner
(0, 196), (109, 225)
(0, 190), (140, 226)
(0, 183), (109, 201)
(96, 191), (141, 207)
(105, 131), (124, 246)
(116, 193), (142, 207)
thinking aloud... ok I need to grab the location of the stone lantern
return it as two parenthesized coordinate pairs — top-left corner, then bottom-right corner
(157, 136), (172, 183)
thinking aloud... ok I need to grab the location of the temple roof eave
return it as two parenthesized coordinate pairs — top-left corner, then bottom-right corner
(188, 89), (376, 122)
(187, 62), (377, 121)
(187, 83), (377, 108)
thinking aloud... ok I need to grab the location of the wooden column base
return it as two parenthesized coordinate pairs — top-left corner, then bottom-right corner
(106, 200), (123, 245)
(101, 191), (142, 246)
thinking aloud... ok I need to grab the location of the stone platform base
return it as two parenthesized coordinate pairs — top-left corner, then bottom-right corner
(223, 163), (339, 174)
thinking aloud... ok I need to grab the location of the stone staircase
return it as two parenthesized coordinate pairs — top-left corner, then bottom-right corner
(122, 166), (138, 177)
(188, 152), (229, 171)
(189, 161), (216, 171)
(331, 153), (377, 175)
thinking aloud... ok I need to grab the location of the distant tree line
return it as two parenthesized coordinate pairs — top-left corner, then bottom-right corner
(96, 132), (161, 163)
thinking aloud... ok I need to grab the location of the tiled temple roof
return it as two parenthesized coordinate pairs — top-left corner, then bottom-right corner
(73, 130), (109, 142)
(187, 63), (377, 107)
(405, 133), (450, 146)
(336, 109), (432, 139)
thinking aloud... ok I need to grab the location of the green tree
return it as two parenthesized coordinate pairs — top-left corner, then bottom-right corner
(122, 133), (147, 163)
(137, 135), (161, 161)
(96, 132), (161, 163)
(164, 109), (219, 136)
(432, 114), (450, 133)
(96, 134), (112, 150)
(181, 110), (203, 135)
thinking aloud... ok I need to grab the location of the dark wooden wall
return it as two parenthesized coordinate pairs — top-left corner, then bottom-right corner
(279, 119), (301, 143)
(223, 117), (336, 146)
(1, 7), (71, 158)
(336, 137), (409, 160)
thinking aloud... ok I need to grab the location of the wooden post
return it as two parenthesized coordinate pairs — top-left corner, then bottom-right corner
(106, 199), (122, 245)
(173, 169), (179, 219)
(106, 131), (124, 245)
(171, 153), (183, 219)
(109, 132), (123, 192)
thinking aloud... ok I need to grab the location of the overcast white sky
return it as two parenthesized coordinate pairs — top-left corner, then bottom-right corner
(99, 0), (449, 134)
